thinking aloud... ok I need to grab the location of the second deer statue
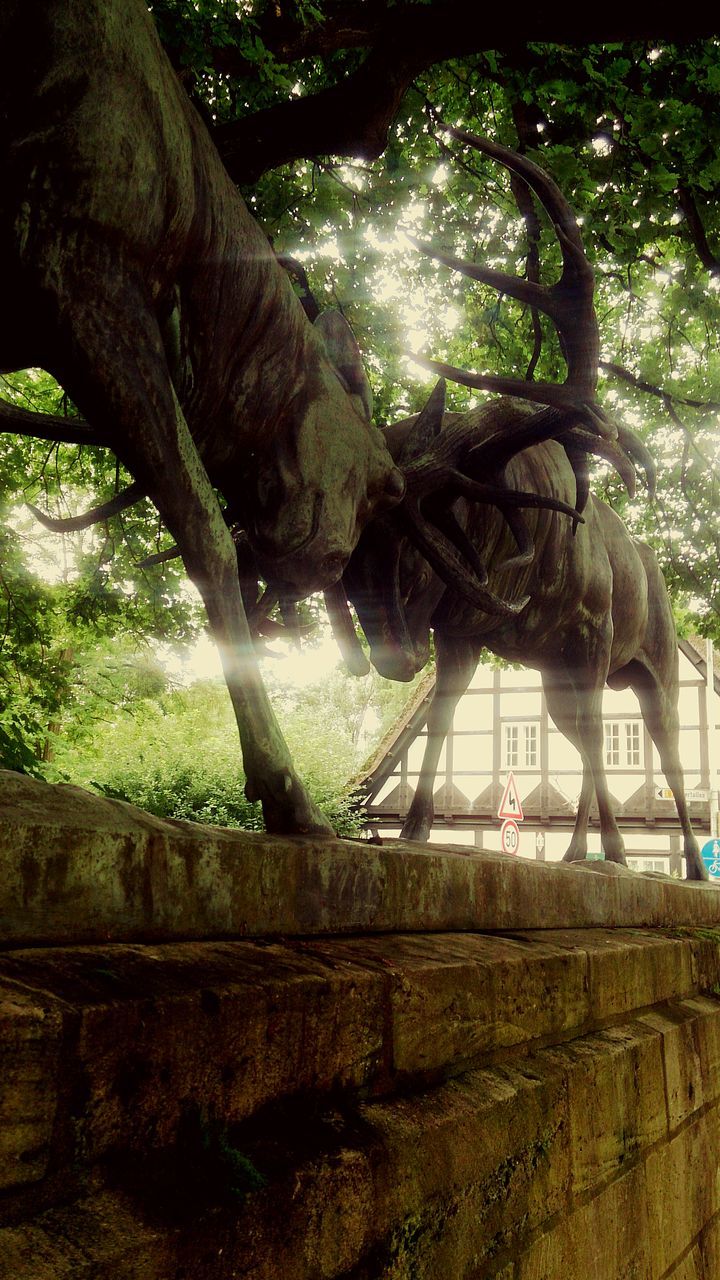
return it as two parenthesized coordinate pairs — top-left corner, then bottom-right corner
(335, 129), (708, 880)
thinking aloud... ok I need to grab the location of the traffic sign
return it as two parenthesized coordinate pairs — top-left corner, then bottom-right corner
(498, 772), (524, 822)
(655, 786), (709, 803)
(501, 819), (520, 854)
(700, 838), (720, 879)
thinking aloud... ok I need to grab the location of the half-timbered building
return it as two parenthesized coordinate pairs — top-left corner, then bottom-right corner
(358, 639), (720, 877)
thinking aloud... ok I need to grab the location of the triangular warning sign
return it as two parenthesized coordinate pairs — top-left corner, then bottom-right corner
(498, 773), (524, 821)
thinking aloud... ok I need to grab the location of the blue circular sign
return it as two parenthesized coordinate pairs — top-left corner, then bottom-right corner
(700, 838), (720, 879)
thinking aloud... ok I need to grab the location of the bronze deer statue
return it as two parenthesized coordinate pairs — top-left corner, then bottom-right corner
(333, 131), (708, 880)
(0, 0), (437, 835)
(0, 4), (641, 835)
(0, 0), (398, 833)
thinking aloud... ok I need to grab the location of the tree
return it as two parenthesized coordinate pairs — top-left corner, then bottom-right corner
(0, 368), (204, 770)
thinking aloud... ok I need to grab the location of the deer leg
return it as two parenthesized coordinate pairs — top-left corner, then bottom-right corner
(564, 766), (595, 862)
(543, 676), (594, 862)
(569, 672), (625, 865)
(52, 267), (332, 835)
(628, 663), (708, 881)
(401, 633), (479, 842)
(545, 647), (626, 864)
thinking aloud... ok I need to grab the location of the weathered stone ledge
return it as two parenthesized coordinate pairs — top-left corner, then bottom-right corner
(4, 773), (720, 1277)
(1, 771), (719, 946)
(2, 926), (718, 1203)
(1, 927), (720, 1278)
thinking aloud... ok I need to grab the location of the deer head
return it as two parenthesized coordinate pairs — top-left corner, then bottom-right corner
(328, 129), (655, 678)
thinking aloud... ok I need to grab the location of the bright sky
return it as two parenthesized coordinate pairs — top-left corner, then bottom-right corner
(161, 622), (345, 690)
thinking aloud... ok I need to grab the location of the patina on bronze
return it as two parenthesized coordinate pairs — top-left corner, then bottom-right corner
(337, 136), (706, 880)
(0, 2), (659, 838)
(0, 0), (410, 835)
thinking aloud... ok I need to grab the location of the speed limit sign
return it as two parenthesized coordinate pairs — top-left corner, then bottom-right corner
(500, 819), (520, 854)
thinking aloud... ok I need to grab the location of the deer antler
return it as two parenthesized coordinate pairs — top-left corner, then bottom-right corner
(407, 128), (659, 530)
(393, 390), (588, 614)
(412, 123), (612, 437)
(324, 582), (371, 676)
(27, 482), (145, 532)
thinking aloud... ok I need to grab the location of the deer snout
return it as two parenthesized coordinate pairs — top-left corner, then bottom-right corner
(385, 467), (406, 501)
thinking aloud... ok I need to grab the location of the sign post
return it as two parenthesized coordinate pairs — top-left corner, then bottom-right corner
(498, 773), (524, 855)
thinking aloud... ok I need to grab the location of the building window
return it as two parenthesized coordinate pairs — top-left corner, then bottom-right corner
(625, 722), (641, 766)
(605, 721), (642, 767)
(503, 722), (537, 769)
(627, 857), (668, 874)
(604, 722), (620, 766)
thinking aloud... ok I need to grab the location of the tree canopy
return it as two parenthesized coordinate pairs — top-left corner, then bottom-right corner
(1, 1), (719, 788)
(151, 2), (720, 623)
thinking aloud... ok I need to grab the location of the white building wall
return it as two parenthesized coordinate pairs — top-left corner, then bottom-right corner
(370, 648), (720, 876)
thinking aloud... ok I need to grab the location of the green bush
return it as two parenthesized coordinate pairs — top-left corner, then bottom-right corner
(62, 678), (366, 836)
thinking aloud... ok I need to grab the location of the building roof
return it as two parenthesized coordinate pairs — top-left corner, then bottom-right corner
(352, 668), (435, 794)
(679, 636), (720, 695)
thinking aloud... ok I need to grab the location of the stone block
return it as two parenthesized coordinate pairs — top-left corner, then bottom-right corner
(353, 1058), (570, 1277)
(0, 940), (388, 1163)
(690, 934), (720, 995)
(545, 1020), (666, 1196)
(584, 931), (694, 1019)
(684, 997), (720, 1107)
(515, 1162), (652, 1280)
(3, 770), (720, 946)
(0, 983), (64, 1191)
(310, 931), (592, 1074)
(0, 1191), (166, 1280)
(177, 1058), (570, 1280)
(638, 998), (720, 1132)
(645, 1106), (720, 1275)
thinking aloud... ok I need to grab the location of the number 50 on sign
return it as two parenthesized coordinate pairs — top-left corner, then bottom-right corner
(501, 819), (520, 854)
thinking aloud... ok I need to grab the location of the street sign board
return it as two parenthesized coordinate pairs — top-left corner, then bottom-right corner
(500, 819), (520, 854)
(655, 786), (710, 803)
(700, 838), (720, 879)
(498, 773), (524, 822)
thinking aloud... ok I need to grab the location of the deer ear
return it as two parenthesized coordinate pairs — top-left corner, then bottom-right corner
(399, 379), (446, 462)
(314, 310), (373, 421)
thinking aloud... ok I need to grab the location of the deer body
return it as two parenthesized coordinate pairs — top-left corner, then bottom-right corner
(345, 407), (707, 879)
(1, 0), (402, 577)
(0, 0), (403, 831)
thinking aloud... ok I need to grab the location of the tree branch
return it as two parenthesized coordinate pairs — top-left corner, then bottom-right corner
(215, 29), (433, 184)
(0, 399), (106, 447)
(229, 3), (720, 70)
(600, 362), (719, 469)
(676, 184), (720, 277)
(211, 4), (720, 183)
(599, 361), (720, 413)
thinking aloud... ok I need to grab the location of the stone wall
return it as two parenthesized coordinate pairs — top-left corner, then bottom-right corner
(1, 772), (720, 1278)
